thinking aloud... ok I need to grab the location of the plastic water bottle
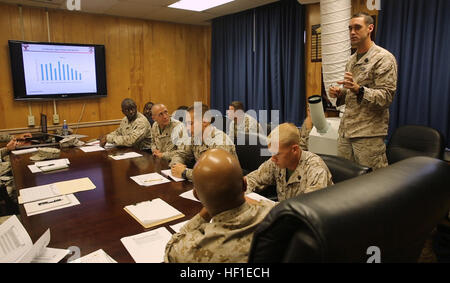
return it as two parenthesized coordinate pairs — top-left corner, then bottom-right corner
(62, 120), (68, 136)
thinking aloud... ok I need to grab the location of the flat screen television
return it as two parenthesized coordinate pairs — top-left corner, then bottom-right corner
(8, 40), (107, 101)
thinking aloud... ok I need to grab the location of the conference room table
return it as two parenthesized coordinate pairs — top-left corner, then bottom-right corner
(10, 146), (202, 263)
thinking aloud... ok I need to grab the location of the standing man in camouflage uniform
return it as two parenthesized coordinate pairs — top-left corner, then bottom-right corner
(329, 12), (398, 170)
(227, 101), (263, 139)
(165, 149), (275, 263)
(170, 104), (236, 181)
(245, 123), (333, 201)
(298, 108), (313, 151)
(150, 104), (189, 161)
(100, 98), (152, 150)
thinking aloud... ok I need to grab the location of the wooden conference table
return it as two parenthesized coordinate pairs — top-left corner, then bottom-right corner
(10, 147), (202, 263)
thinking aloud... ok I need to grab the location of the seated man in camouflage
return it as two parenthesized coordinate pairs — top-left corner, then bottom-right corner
(227, 101), (263, 139)
(1, 134), (29, 200)
(165, 149), (275, 263)
(150, 104), (189, 161)
(100, 98), (152, 150)
(245, 123), (333, 201)
(170, 103), (236, 181)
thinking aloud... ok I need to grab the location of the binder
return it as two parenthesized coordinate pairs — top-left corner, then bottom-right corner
(124, 198), (185, 229)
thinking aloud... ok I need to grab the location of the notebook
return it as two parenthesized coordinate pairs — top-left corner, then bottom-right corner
(124, 198), (185, 229)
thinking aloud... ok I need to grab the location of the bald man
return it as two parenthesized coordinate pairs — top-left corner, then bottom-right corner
(246, 123), (333, 201)
(150, 104), (189, 161)
(164, 149), (275, 263)
(100, 98), (152, 150)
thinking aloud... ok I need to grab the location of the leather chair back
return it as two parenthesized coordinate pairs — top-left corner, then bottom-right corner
(248, 157), (450, 262)
(318, 154), (371, 183)
(387, 125), (445, 164)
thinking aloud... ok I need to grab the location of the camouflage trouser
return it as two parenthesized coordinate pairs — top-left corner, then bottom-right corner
(337, 136), (388, 170)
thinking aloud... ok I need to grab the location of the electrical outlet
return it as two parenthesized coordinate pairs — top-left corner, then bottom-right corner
(28, 115), (35, 127)
(53, 114), (60, 124)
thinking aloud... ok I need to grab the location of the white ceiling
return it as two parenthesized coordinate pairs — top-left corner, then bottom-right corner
(0, 0), (280, 26)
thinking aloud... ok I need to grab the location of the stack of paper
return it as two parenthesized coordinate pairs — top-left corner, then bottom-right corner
(130, 173), (171, 187)
(69, 249), (117, 263)
(18, 177), (95, 216)
(161, 169), (185, 182)
(109, 152), (143, 160)
(79, 145), (105, 153)
(28, 158), (70, 173)
(0, 216), (67, 263)
(121, 227), (173, 263)
(124, 198), (185, 229)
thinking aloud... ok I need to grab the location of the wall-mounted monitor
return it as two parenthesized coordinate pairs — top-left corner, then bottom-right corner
(8, 40), (107, 101)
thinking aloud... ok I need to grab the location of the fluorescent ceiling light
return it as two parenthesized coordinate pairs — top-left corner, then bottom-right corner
(168, 0), (235, 12)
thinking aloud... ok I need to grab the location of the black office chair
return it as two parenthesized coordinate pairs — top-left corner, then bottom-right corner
(248, 157), (450, 262)
(234, 132), (270, 175)
(387, 125), (445, 164)
(317, 153), (371, 183)
(0, 184), (18, 216)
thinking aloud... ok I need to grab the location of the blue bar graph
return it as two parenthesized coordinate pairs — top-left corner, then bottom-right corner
(40, 61), (83, 82)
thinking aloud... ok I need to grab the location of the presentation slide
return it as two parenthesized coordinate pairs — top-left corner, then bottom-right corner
(22, 43), (97, 95)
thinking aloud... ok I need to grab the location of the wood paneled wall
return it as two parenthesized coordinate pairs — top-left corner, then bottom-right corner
(304, 0), (379, 103)
(0, 3), (211, 139)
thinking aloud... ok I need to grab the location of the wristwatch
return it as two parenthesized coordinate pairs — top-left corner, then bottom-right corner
(357, 86), (364, 103)
(181, 169), (187, 179)
(358, 86), (365, 96)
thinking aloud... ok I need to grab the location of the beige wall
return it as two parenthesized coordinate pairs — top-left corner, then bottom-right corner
(0, 3), (211, 139)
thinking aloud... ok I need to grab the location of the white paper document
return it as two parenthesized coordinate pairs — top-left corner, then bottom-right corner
(124, 198), (184, 227)
(170, 220), (189, 233)
(161, 169), (185, 182)
(24, 195), (71, 214)
(18, 229), (50, 263)
(130, 172), (171, 187)
(121, 227), (173, 263)
(0, 216), (52, 263)
(80, 145), (105, 153)
(31, 247), (70, 263)
(28, 158), (70, 173)
(179, 189), (200, 202)
(18, 177), (95, 204)
(109, 152), (143, 160)
(69, 249), (117, 263)
(24, 194), (80, 216)
(11, 148), (38, 155)
(18, 184), (61, 204)
(245, 192), (276, 204)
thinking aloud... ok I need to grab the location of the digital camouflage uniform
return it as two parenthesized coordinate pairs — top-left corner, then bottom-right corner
(150, 118), (189, 162)
(337, 43), (398, 170)
(170, 126), (237, 181)
(228, 113), (263, 140)
(164, 200), (275, 263)
(0, 134), (14, 197)
(298, 119), (312, 151)
(246, 151), (333, 201)
(106, 112), (152, 150)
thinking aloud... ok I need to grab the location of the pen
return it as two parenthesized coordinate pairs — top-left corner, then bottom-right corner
(38, 198), (62, 206)
(37, 163), (55, 168)
(144, 178), (163, 183)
